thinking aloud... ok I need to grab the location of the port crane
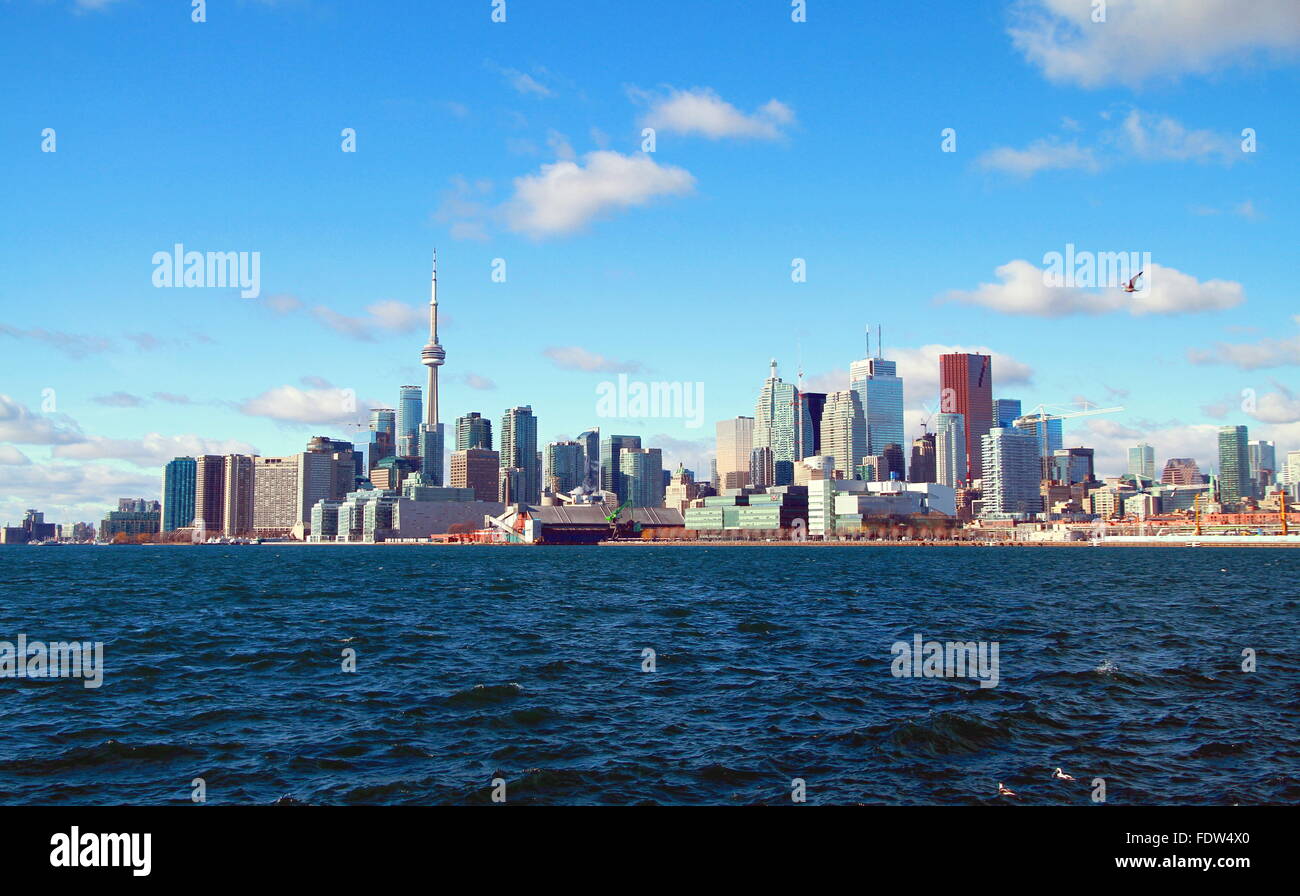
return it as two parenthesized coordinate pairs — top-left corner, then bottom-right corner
(1012, 401), (1125, 466)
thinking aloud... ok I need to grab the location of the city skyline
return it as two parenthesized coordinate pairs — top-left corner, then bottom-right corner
(2, 0), (1298, 524)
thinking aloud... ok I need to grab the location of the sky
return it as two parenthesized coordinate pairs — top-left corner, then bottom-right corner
(1, 0), (1298, 525)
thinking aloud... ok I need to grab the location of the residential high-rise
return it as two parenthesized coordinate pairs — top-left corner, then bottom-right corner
(909, 433), (936, 483)
(544, 440), (585, 495)
(992, 398), (1022, 429)
(455, 412), (492, 450)
(619, 447), (664, 508)
(1162, 457), (1202, 485)
(577, 428), (600, 491)
(1217, 425), (1251, 506)
(396, 385), (422, 458)
(418, 253), (447, 485)
(1127, 442), (1156, 481)
(253, 455), (299, 536)
(451, 448), (500, 502)
(933, 413), (967, 489)
(980, 427), (1043, 519)
(161, 456), (196, 532)
(939, 353), (993, 480)
(194, 455), (226, 535)
(715, 417), (754, 490)
(601, 434), (642, 500)
(500, 406), (540, 503)
(850, 352), (905, 470)
(754, 360), (812, 466)
(221, 454), (255, 536)
(820, 390), (865, 480)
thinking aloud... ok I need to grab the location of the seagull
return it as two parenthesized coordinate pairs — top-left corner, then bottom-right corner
(1122, 271), (1144, 293)
(998, 782), (1017, 797)
(1052, 767), (1075, 781)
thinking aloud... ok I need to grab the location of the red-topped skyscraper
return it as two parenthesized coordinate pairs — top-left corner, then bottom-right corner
(939, 353), (993, 482)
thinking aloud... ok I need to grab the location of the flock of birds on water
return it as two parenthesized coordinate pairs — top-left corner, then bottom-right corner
(997, 767), (1075, 799)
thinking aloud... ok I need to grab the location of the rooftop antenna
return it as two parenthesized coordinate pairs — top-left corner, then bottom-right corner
(877, 324), (883, 360)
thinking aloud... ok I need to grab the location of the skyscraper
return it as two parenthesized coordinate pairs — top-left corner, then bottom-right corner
(544, 440), (585, 495)
(253, 455), (299, 536)
(194, 455), (226, 535)
(451, 448), (500, 502)
(1051, 447), (1095, 485)
(601, 434), (642, 500)
(619, 447), (664, 508)
(1248, 439), (1277, 494)
(1217, 425), (1250, 506)
(802, 392), (827, 454)
(396, 385), (422, 458)
(577, 428), (600, 491)
(1162, 457), (1201, 485)
(850, 353), (905, 469)
(939, 353), (993, 481)
(1127, 443), (1156, 480)
(368, 408), (396, 472)
(909, 433), (936, 483)
(819, 390), (865, 480)
(749, 446), (774, 490)
(992, 398), (1022, 429)
(980, 427), (1042, 519)
(933, 413), (967, 489)
(418, 253), (447, 485)
(715, 416), (754, 490)
(500, 406), (540, 503)
(455, 412), (492, 450)
(754, 360), (812, 466)
(161, 456), (196, 532)
(221, 454), (255, 536)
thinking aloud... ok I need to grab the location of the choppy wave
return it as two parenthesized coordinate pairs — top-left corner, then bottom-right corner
(0, 544), (1296, 805)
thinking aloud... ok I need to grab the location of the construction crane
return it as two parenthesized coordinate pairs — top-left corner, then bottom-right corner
(1012, 401), (1125, 462)
(1273, 487), (1289, 536)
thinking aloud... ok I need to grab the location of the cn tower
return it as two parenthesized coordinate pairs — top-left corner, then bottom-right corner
(418, 250), (446, 484)
(421, 249), (445, 427)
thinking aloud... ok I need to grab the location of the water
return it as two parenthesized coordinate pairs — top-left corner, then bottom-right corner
(1, 545), (1296, 805)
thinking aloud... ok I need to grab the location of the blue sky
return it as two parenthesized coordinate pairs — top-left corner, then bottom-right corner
(2, 0), (1298, 524)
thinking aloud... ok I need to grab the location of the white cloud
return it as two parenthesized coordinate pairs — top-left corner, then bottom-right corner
(1188, 333), (1300, 370)
(53, 434), (259, 467)
(239, 383), (370, 425)
(543, 346), (643, 374)
(506, 151), (695, 238)
(311, 300), (426, 341)
(978, 140), (1099, 176)
(498, 67), (553, 98)
(462, 372), (496, 390)
(0, 445), (30, 465)
(979, 109), (1241, 178)
(945, 260), (1243, 317)
(636, 87), (795, 140)
(92, 391), (146, 408)
(1008, 0), (1300, 88)
(1115, 109), (1239, 163)
(0, 324), (114, 358)
(0, 460), (160, 527)
(0, 395), (85, 445)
